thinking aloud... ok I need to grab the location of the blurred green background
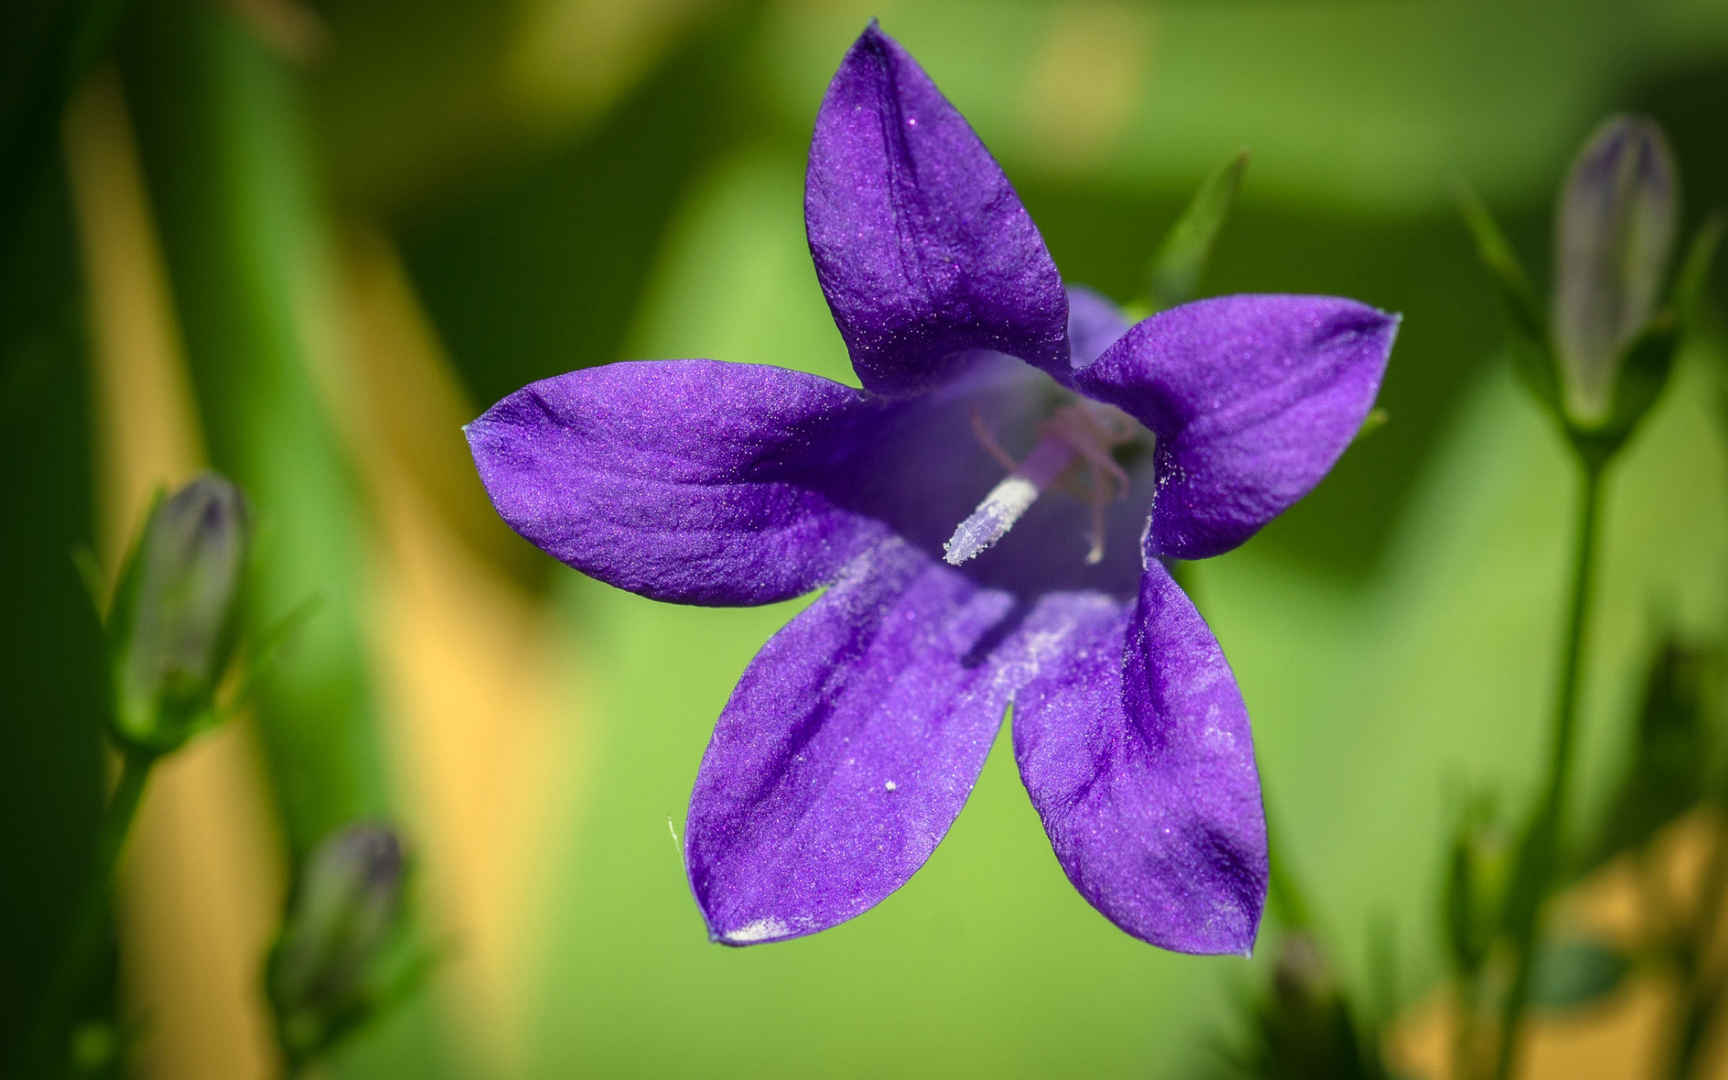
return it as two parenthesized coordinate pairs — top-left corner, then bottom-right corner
(4, 0), (1728, 1076)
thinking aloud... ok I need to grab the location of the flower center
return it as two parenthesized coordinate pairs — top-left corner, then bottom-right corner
(942, 399), (1144, 567)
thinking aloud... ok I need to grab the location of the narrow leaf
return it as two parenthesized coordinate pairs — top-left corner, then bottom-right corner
(1453, 180), (1558, 412)
(1671, 213), (1724, 325)
(1147, 149), (1248, 310)
(1589, 636), (1714, 866)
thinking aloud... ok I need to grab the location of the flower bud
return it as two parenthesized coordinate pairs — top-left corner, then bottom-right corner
(1232, 934), (1391, 1078)
(268, 825), (409, 1061)
(108, 473), (249, 753)
(1272, 932), (1336, 1012)
(1443, 797), (1512, 975)
(1552, 115), (1678, 425)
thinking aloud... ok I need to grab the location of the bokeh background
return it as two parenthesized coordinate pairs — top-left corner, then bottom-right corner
(5, 0), (1728, 1076)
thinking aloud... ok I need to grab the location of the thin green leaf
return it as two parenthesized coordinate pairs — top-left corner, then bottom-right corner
(1147, 149), (1248, 310)
(1453, 180), (1559, 412)
(218, 591), (323, 717)
(1671, 213), (1724, 325)
(1588, 636), (1714, 868)
(1364, 913), (1402, 1034)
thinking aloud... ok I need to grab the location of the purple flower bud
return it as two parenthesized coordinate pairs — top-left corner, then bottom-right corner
(109, 473), (249, 753)
(1271, 933), (1335, 1010)
(1553, 115), (1678, 423)
(268, 824), (408, 1057)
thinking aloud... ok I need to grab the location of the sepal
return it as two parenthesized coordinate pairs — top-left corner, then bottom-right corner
(1454, 181), (1560, 418)
(1565, 216), (1720, 458)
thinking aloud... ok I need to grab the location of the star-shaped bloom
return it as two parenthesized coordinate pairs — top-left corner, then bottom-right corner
(466, 24), (1397, 955)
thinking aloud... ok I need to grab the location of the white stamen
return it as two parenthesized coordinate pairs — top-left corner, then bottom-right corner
(943, 476), (1040, 566)
(947, 401), (1142, 567)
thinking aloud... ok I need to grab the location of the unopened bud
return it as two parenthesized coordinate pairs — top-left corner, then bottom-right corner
(1244, 934), (1385, 1076)
(268, 825), (409, 1061)
(1272, 933), (1335, 1011)
(109, 474), (249, 753)
(1553, 115), (1678, 424)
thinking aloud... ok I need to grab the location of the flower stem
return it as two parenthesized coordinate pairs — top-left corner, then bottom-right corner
(1491, 458), (1605, 1080)
(83, 748), (153, 927)
(1454, 973), (1484, 1080)
(1665, 978), (1725, 1080)
(33, 748), (155, 1069)
(1261, 792), (1314, 933)
(1664, 812), (1728, 1079)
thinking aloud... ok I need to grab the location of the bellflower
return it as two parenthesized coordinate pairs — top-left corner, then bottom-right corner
(466, 24), (1397, 955)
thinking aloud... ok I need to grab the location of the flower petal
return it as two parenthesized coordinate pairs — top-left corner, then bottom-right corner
(1066, 284), (1129, 368)
(1012, 563), (1267, 954)
(465, 360), (890, 606)
(467, 352), (1144, 608)
(805, 23), (1069, 395)
(685, 539), (1016, 944)
(1074, 295), (1397, 559)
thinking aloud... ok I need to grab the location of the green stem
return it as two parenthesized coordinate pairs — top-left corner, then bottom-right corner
(1666, 976), (1724, 1080)
(1263, 794), (1314, 932)
(281, 1043), (311, 1080)
(1690, 812), (1728, 995)
(1491, 459), (1605, 1080)
(1454, 974), (1483, 1080)
(1665, 813), (1728, 1078)
(32, 748), (154, 1070)
(87, 749), (151, 898)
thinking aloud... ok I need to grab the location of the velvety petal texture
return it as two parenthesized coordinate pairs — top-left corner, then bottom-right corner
(805, 23), (1069, 395)
(1013, 563), (1267, 954)
(1065, 284), (1131, 369)
(465, 360), (891, 606)
(1075, 295), (1397, 559)
(685, 539), (1016, 944)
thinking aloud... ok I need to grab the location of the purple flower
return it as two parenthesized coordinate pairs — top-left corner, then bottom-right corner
(465, 24), (1397, 955)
